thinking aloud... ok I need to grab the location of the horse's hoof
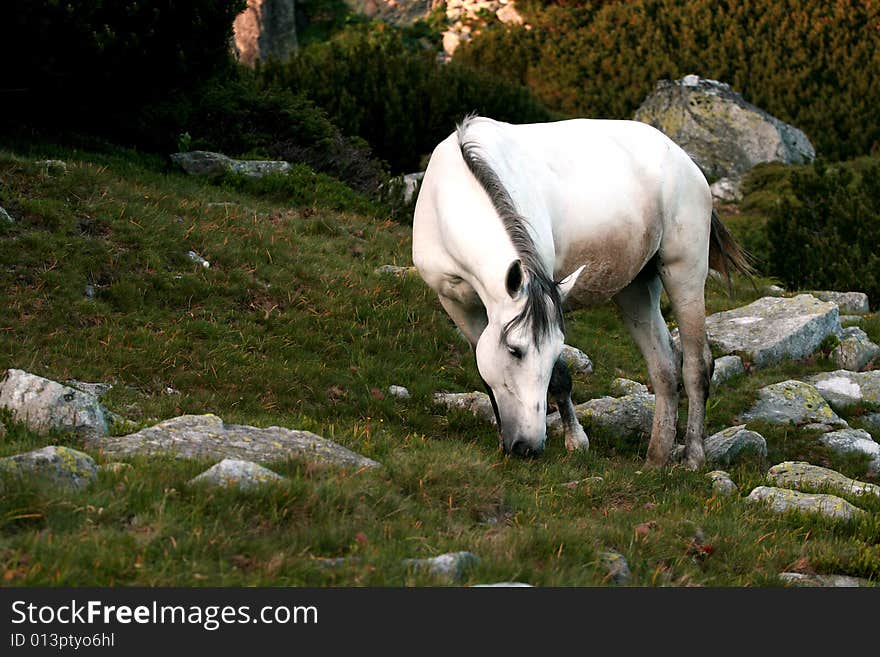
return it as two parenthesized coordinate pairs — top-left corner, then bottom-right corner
(564, 424), (590, 452)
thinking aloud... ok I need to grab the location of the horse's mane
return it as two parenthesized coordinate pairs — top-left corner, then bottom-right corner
(456, 115), (563, 346)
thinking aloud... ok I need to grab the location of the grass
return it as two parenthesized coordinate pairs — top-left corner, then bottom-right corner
(1, 144), (879, 586)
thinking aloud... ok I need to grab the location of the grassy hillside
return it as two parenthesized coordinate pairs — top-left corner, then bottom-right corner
(1, 145), (878, 586)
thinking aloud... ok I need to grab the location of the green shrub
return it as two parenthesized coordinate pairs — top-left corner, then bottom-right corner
(766, 162), (880, 305)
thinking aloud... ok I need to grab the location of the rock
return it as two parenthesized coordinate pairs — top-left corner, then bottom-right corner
(711, 355), (745, 387)
(805, 370), (880, 413)
(767, 461), (880, 498)
(560, 344), (594, 377)
(0, 446), (97, 491)
(375, 264), (418, 277)
(233, 0), (298, 68)
(808, 290), (870, 315)
(84, 284), (97, 299)
(88, 414), (380, 469)
(859, 413), (880, 433)
(707, 470), (738, 497)
(35, 159), (67, 176)
(738, 380), (847, 430)
(496, 3), (524, 24)
(549, 393), (655, 443)
(404, 551), (480, 582)
(829, 327), (879, 371)
(599, 550), (631, 586)
(401, 172), (424, 204)
(817, 428), (880, 473)
(188, 458), (286, 490)
(562, 476), (604, 490)
(433, 391), (497, 425)
(0, 369), (110, 439)
(779, 572), (875, 587)
(705, 425), (767, 466)
(388, 385), (410, 399)
(171, 151), (291, 178)
(611, 378), (648, 396)
(634, 75), (815, 181)
(699, 295), (840, 368)
(762, 284), (786, 297)
(710, 177), (743, 203)
(64, 380), (113, 399)
(0, 205), (13, 224)
(746, 486), (866, 521)
(186, 251), (210, 268)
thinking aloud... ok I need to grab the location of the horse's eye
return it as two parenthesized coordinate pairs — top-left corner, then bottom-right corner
(508, 346), (524, 360)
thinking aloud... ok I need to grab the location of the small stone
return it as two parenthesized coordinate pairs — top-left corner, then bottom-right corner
(779, 572), (874, 587)
(747, 486), (866, 521)
(388, 385), (410, 399)
(433, 391), (497, 425)
(560, 344), (594, 376)
(0, 446), (98, 491)
(164, 386), (181, 396)
(705, 425), (767, 466)
(375, 264), (417, 277)
(1, 206), (15, 223)
(829, 327), (879, 371)
(171, 151), (291, 178)
(35, 159), (67, 176)
(767, 461), (880, 498)
(710, 177), (743, 203)
(817, 428), (880, 473)
(707, 470), (738, 496)
(186, 251), (210, 268)
(738, 379), (848, 430)
(711, 355), (745, 387)
(549, 393), (655, 444)
(404, 551), (480, 582)
(188, 458), (286, 490)
(611, 378), (648, 396)
(763, 284), (786, 296)
(808, 291), (870, 315)
(84, 284), (97, 299)
(599, 550), (631, 586)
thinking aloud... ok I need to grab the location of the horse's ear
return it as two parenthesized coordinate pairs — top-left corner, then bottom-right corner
(505, 259), (524, 298)
(557, 265), (585, 302)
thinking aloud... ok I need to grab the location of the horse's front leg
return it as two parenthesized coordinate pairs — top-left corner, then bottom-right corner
(549, 357), (589, 452)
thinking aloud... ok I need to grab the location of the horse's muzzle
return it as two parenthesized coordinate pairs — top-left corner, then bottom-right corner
(508, 438), (545, 458)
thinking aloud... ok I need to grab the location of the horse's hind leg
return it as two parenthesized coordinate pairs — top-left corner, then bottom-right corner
(613, 271), (680, 467)
(659, 259), (712, 470)
(549, 357), (589, 452)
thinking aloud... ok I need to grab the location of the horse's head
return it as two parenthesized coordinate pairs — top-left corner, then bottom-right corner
(477, 260), (584, 457)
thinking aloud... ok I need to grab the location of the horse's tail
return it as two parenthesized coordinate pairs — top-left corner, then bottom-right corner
(709, 210), (756, 289)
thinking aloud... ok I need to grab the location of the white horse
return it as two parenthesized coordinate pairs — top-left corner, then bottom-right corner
(412, 115), (751, 468)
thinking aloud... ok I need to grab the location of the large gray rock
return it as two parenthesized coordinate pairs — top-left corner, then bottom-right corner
(433, 391), (497, 425)
(188, 458), (285, 490)
(404, 551), (480, 582)
(171, 151), (291, 178)
(0, 446), (97, 491)
(767, 461), (880, 499)
(0, 369), (110, 439)
(705, 425), (767, 466)
(233, 0), (298, 68)
(700, 295), (840, 368)
(738, 380), (848, 430)
(634, 75), (815, 181)
(548, 393), (655, 444)
(808, 291), (870, 315)
(805, 370), (880, 413)
(88, 414), (380, 469)
(818, 428), (880, 473)
(711, 355), (745, 387)
(747, 486), (866, 521)
(829, 327), (880, 371)
(560, 344), (594, 377)
(779, 572), (875, 587)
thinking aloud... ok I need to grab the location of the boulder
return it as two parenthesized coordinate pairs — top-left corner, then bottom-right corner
(0, 446), (97, 491)
(738, 380), (847, 430)
(560, 344), (594, 377)
(779, 572), (875, 588)
(404, 551), (480, 582)
(808, 291), (870, 315)
(829, 327), (879, 371)
(548, 393), (655, 444)
(711, 355), (745, 387)
(188, 458), (286, 490)
(804, 370), (880, 413)
(433, 391), (497, 425)
(633, 75), (815, 181)
(599, 550), (631, 586)
(699, 295), (840, 368)
(0, 369), (110, 439)
(746, 486), (865, 521)
(817, 428), (880, 473)
(767, 461), (880, 498)
(610, 378), (648, 396)
(705, 425), (767, 466)
(87, 414), (380, 469)
(233, 0), (298, 68)
(171, 151), (291, 178)
(707, 470), (738, 497)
